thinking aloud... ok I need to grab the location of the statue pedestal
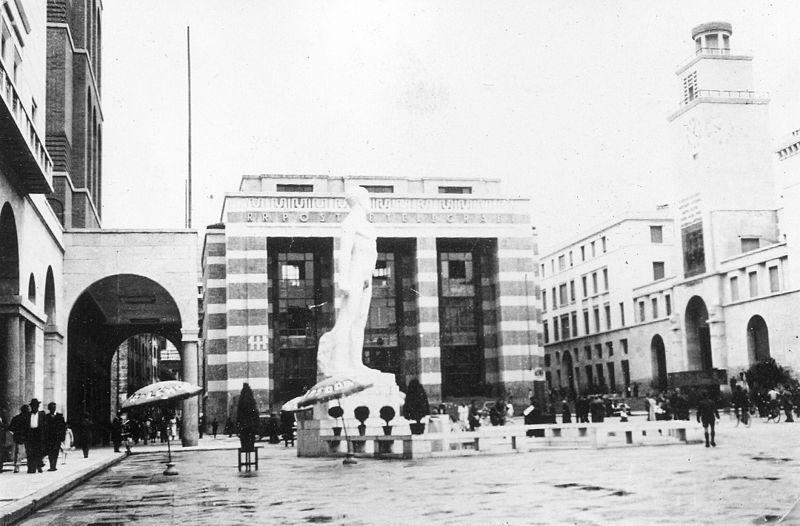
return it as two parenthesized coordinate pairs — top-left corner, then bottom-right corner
(297, 371), (406, 457)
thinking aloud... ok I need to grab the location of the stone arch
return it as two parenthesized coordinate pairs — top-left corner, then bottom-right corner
(27, 273), (36, 304)
(0, 203), (19, 295)
(67, 274), (184, 429)
(651, 334), (668, 390)
(44, 267), (56, 324)
(685, 295), (712, 371)
(747, 315), (770, 364)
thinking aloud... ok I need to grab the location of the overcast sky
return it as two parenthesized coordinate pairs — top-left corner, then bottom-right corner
(100, 1), (800, 251)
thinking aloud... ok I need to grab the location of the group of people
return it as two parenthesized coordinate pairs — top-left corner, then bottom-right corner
(3, 398), (88, 474)
(109, 413), (182, 451)
(644, 389), (691, 421)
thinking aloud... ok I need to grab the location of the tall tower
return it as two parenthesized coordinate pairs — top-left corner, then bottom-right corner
(45, 0), (103, 228)
(668, 22), (777, 278)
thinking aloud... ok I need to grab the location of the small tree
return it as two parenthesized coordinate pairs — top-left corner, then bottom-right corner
(236, 383), (260, 450)
(379, 406), (396, 426)
(746, 358), (798, 392)
(403, 379), (430, 423)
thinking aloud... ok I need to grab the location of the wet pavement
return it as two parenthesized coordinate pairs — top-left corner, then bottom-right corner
(15, 417), (800, 525)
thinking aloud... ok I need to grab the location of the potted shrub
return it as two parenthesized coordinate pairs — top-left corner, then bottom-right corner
(379, 406), (396, 435)
(236, 383), (260, 451)
(403, 379), (430, 435)
(328, 406), (344, 436)
(354, 406), (370, 436)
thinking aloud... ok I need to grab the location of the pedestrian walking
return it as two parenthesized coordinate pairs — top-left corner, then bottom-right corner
(212, 419), (218, 438)
(8, 405), (29, 473)
(44, 402), (66, 471)
(696, 391), (720, 447)
(561, 399), (572, 424)
(62, 424), (74, 464)
(25, 399), (46, 473)
(79, 412), (93, 458)
(111, 415), (122, 452)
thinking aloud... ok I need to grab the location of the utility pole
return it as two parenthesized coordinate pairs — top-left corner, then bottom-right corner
(186, 26), (193, 228)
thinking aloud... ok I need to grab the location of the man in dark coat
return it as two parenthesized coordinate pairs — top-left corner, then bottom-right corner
(25, 399), (46, 473)
(696, 391), (720, 447)
(8, 405), (29, 473)
(44, 402), (67, 471)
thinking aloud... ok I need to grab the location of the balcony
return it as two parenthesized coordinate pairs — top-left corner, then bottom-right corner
(0, 58), (53, 193)
(679, 89), (769, 108)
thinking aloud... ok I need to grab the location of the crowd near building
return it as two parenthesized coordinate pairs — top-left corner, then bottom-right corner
(541, 22), (800, 398)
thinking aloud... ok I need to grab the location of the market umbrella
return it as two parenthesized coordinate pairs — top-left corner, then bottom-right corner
(280, 395), (306, 412)
(121, 380), (203, 476)
(297, 376), (373, 464)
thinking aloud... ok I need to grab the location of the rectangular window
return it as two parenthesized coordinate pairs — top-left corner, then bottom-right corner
(276, 184), (314, 192)
(592, 272), (598, 294)
(582, 276), (588, 297)
(584, 346), (592, 361)
(596, 363), (605, 387)
(682, 222), (706, 277)
(769, 266), (780, 293)
(621, 360), (631, 388)
(638, 300), (646, 322)
(544, 353), (551, 367)
(595, 344), (603, 360)
(749, 271), (758, 298)
(569, 251), (573, 267)
(551, 260), (555, 273)
(602, 269), (609, 291)
(604, 304), (611, 330)
(558, 255), (566, 271)
(561, 315), (571, 340)
(542, 290), (547, 312)
(553, 317), (560, 342)
(591, 241), (596, 257)
(574, 367), (581, 388)
(361, 185), (394, 193)
(593, 307), (600, 333)
(683, 70), (698, 104)
(569, 280), (575, 302)
(653, 261), (665, 280)
(552, 287), (557, 309)
(730, 276), (739, 302)
(585, 365), (594, 389)
(541, 264), (545, 277)
(741, 238), (760, 252)
(581, 246), (585, 261)
(438, 186), (472, 194)
(607, 362), (616, 391)
(571, 312), (578, 337)
(559, 283), (568, 306)
(619, 302), (625, 327)
(652, 297), (659, 319)
(650, 226), (663, 243)
(583, 310), (590, 334)
(543, 321), (549, 344)
(665, 294), (672, 316)
(606, 341), (614, 357)
(621, 339), (628, 354)
(601, 236), (607, 253)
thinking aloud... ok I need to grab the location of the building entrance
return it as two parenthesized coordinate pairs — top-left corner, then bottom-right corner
(651, 334), (668, 390)
(685, 296), (712, 371)
(747, 315), (770, 364)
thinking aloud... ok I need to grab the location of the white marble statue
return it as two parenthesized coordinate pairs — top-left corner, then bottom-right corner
(317, 186), (380, 378)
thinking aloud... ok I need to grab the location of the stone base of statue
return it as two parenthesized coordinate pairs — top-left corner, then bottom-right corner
(296, 370), (406, 457)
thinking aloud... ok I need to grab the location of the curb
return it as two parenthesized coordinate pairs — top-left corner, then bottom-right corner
(0, 455), (125, 526)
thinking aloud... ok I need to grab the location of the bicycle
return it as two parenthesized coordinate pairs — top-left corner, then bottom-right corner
(760, 401), (782, 423)
(733, 405), (753, 427)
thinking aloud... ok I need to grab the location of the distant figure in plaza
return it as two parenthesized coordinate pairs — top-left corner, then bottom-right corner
(696, 391), (720, 448)
(111, 415), (123, 452)
(79, 412), (93, 458)
(120, 413), (133, 455)
(561, 399), (572, 424)
(62, 423), (75, 464)
(490, 398), (506, 426)
(44, 402), (66, 471)
(646, 393), (657, 421)
(8, 405), (29, 473)
(225, 418), (234, 437)
(468, 400), (481, 431)
(632, 382), (639, 397)
(25, 399), (46, 473)
(590, 396), (605, 423)
(317, 186), (379, 378)
(781, 386), (794, 423)
(212, 419), (218, 438)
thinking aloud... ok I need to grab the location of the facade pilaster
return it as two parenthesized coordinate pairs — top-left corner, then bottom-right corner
(181, 331), (199, 447)
(416, 237), (441, 399)
(2, 315), (21, 420)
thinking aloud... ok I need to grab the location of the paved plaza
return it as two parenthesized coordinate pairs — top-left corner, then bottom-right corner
(4, 416), (798, 525)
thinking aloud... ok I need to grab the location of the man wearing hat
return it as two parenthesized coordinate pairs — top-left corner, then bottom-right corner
(25, 399), (46, 473)
(44, 402), (67, 471)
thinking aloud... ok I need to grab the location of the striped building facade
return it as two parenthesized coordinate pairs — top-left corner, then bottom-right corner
(200, 175), (542, 422)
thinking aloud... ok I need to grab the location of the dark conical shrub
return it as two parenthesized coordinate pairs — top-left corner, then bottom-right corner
(403, 379), (430, 423)
(236, 382), (260, 450)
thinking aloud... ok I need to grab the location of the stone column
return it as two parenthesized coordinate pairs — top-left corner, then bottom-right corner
(181, 334), (199, 447)
(415, 237), (442, 399)
(2, 315), (20, 419)
(43, 326), (64, 408)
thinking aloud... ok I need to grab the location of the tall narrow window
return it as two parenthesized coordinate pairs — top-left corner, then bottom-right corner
(621, 339), (629, 354)
(583, 310), (590, 334)
(638, 301), (646, 322)
(665, 294), (672, 316)
(749, 271), (758, 298)
(581, 276), (588, 297)
(559, 283), (568, 306)
(730, 276), (739, 302)
(558, 255), (565, 271)
(602, 269), (609, 291)
(619, 302), (625, 327)
(592, 272), (598, 294)
(542, 290), (547, 312)
(604, 304), (611, 330)
(593, 307), (600, 333)
(601, 236), (607, 253)
(569, 251), (573, 267)
(652, 298), (659, 319)
(561, 314), (570, 340)
(606, 341), (614, 357)
(571, 311), (578, 337)
(591, 241), (596, 257)
(553, 317), (559, 342)
(569, 280), (576, 302)
(581, 246), (585, 261)
(552, 287), (556, 310)
(769, 266), (780, 293)
(543, 321), (549, 344)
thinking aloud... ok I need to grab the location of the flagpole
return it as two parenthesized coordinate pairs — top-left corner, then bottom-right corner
(186, 26), (193, 229)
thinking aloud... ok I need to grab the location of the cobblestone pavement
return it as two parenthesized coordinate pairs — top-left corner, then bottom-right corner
(17, 418), (800, 525)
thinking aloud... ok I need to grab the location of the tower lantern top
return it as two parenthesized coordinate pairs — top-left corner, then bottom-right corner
(691, 22), (732, 53)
